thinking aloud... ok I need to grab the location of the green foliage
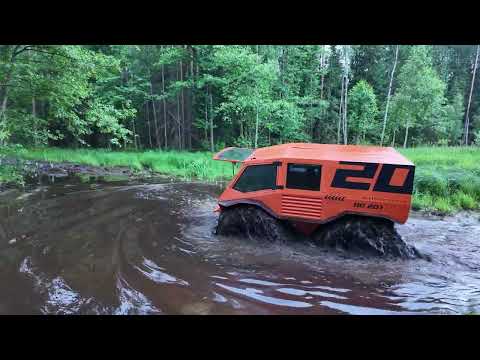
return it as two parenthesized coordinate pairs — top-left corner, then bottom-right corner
(440, 93), (464, 145)
(1, 44), (480, 162)
(348, 80), (379, 144)
(0, 45), (137, 147)
(390, 46), (447, 147)
(0, 163), (24, 186)
(475, 130), (480, 145)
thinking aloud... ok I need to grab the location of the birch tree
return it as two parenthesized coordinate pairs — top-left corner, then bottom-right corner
(380, 45), (399, 146)
(463, 45), (479, 145)
(337, 45), (353, 144)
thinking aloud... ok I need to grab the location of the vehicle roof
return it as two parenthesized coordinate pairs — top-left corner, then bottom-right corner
(246, 143), (414, 166)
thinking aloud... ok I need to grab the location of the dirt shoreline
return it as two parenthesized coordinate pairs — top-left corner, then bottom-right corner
(0, 157), (154, 190)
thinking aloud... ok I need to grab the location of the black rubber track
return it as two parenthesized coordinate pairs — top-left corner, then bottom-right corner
(216, 207), (427, 260)
(215, 205), (293, 243)
(312, 215), (425, 259)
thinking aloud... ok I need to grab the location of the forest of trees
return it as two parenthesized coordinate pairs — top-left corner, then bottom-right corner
(1, 45), (479, 151)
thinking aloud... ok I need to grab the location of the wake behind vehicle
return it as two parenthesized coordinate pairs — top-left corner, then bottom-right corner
(213, 143), (421, 258)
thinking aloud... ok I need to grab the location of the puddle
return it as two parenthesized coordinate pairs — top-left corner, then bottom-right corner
(1, 178), (479, 314)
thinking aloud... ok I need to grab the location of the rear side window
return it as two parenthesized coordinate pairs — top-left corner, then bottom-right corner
(286, 164), (321, 191)
(233, 164), (277, 192)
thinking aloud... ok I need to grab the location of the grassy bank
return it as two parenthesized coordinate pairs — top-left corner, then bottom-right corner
(0, 146), (233, 182)
(400, 147), (480, 213)
(1, 146), (479, 214)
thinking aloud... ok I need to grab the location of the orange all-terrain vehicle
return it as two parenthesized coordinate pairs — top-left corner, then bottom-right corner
(213, 143), (420, 258)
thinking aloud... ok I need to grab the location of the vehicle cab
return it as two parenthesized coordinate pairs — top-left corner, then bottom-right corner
(213, 144), (415, 235)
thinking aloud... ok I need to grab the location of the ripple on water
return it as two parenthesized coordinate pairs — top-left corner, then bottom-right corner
(135, 258), (190, 286)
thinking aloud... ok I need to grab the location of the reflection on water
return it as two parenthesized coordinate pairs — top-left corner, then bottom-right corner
(1, 176), (479, 314)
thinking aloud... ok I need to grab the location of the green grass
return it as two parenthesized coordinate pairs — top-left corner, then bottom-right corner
(0, 146), (233, 182)
(1, 145), (480, 214)
(400, 146), (480, 214)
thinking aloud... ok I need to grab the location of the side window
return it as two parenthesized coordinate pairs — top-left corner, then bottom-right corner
(286, 163), (321, 191)
(233, 164), (277, 193)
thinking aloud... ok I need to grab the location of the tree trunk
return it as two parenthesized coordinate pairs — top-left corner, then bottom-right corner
(180, 57), (185, 150)
(392, 128), (396, 147)
(309, 74), (314, 141)
(209, 88), (214, 152)
(0, 85), (9, 124)
(254, 45), (260, 148)
(255, 108), (259, 148)
(176, 61), (181, 150)
(341, 46), (351, 145)
(32, 95), (38, 146)
(0, 90), (8, 146)
(204, 88), (208, 143)
(146, 102), (152, 148)
(381, 45), (399, 146)
(338, 75), (344, 144)
(150, 80), (160, 149)
(464, 45), (479, 145)
(161, 62), (167, 150)
(317, 45), (326, 142)
(343, 75), (349, 145)
(32, 96), (36, 118)
(176, 93), (181, 149)
(0, 56), (14, 126)
(279, 46), (286, 97)
(320, 46), (325, 100)
(132, 118), (137, 150)
(188, 46), (195, 150)
(403, 122), (409, 148)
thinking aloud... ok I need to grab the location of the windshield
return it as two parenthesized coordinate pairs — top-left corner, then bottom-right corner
(213, 147), (254, 163)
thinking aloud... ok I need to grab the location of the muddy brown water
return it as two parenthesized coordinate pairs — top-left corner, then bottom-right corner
(1, 175), (479, 315)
